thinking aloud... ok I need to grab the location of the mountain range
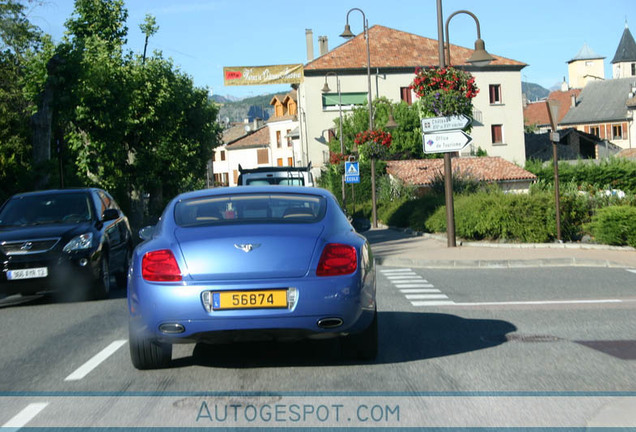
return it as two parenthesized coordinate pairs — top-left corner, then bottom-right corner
(212, 81), (551, 123)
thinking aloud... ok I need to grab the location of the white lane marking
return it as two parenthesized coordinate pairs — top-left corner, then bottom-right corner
(412, 300), (456, 306)
(382, 267), (452, 306)
(400, 289), (441, 294)
(452, 299), (623, 306)
(380, 268), (412, 273)
(64, 339), (127, 381)
(405, 294), (449, 300)
(385, 275), (421, 280)
(627, 269), (636, 274)
(2, 402), (48, 428)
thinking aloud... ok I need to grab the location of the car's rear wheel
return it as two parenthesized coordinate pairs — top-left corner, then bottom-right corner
(341, 309), (378, 361)
(129, 326), (172, 370)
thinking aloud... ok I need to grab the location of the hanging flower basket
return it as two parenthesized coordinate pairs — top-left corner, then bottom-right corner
(354, 129), (392, 160)
(410, 66), (478, 118)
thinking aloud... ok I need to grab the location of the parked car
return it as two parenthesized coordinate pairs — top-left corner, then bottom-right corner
(0, 188), (133, 301)
(128, 186), (376, 369)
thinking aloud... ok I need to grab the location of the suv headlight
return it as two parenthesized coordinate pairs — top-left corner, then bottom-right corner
(63, 233), (94, 252)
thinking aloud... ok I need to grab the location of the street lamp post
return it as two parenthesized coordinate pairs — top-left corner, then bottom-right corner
(436, 0), (493, 247)
(322, 72), (346, 210)
(341, 8), (378, 227)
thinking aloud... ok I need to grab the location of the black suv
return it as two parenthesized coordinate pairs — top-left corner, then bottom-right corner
(0, 188), (133, 301)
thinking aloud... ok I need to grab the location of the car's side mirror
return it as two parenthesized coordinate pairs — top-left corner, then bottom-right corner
(102, 208), (120, 222)
(139, 226), (155, 241)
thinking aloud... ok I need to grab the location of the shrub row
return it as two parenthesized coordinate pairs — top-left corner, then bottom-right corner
(379, 188), (636, 246)
(526, 158), (636, 194)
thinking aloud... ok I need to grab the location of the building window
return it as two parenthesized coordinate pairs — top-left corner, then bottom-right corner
(400, 87), (413, 105)
(220, 151), (225, 161)
(288, 157), (293, 166)
(322, 92), (367, 109)
(489, 84), (502, 104)
(612, 124), (623, 139)
(590, 126), (600, 137)
(472, 109), (483, 123)
(286, 129), (292, 147)
(277, 158), (283, 166)
(257, 149), (269, 164)
(491, 124), (504, 144)
(276, 131), (282, 148)
(632, 63), (636, 76)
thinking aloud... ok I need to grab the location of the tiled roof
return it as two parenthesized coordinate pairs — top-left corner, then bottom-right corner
(226, 126), (269, 150)
(523, 89), (581, 126)
(222, 124), (251, 145)
(523, 101), (549, 127)
(386, 157), (536, 186)
(611, 25), (636, 63)
(305, 25), (525, 71)
(560, 78), (635, 125)
(617, 148), (636, 159)
(568, 43), (604, 63)
(267, 114), (297, 124)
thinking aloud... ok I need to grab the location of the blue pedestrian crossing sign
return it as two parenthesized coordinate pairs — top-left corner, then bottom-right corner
(345, 161), (360, 183)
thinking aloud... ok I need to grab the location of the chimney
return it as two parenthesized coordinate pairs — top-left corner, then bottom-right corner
(570, 93), (576, 107)
(560, 76), (569, 92)
(306, 29), (314, 62)
(318, 36), (329, 56)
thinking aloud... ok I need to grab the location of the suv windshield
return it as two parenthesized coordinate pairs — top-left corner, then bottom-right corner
(0, 193), (93, 227)
(174, 193), (326, 227)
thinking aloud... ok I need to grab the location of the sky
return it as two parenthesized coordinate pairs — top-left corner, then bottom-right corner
(26, 0), (635, 100)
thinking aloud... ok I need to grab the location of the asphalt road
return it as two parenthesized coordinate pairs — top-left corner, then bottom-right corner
(1, 266), (635, 428)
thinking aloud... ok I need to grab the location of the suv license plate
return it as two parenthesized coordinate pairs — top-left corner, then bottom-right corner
(7, 267), (48, 280)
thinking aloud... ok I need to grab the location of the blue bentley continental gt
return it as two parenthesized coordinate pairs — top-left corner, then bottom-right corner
(127, 186), (377, 369)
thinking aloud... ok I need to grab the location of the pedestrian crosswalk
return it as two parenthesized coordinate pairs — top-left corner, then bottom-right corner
(381, 268), (455, 307)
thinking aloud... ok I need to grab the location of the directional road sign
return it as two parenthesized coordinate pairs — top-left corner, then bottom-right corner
(423, 130), (473, 154)
(344, 161), (360, 183)
(421, 114), (472, 133)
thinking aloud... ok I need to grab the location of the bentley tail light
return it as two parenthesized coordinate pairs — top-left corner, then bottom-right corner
(316, 243), (357, 276)
(142, 249), (182, 282)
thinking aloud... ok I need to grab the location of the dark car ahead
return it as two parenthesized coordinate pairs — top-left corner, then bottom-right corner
(0, 188), (133, 301)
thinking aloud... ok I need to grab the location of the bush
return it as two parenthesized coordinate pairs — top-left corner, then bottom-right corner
(426, 190), (558, 242)
(526, 158), (636, 195)
(589, 206), (636, 247)
(377, 193), (445, 230)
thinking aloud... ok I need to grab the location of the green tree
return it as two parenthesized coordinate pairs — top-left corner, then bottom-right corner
(336, 98), (424, 160)
(0, 0), (46, 201)
(58, 0), (220, 223)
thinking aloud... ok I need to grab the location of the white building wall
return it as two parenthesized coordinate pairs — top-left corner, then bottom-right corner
(267, 119), (297, 166)
(299, 68), (527, 176)
(466, 70), (526, 165)
(226, 148), (261, 186)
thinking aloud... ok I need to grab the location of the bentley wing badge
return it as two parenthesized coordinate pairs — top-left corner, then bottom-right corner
(234, 243), (261, 253)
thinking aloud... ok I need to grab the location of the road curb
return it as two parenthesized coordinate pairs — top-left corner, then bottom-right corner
(375, 256), (630, 269)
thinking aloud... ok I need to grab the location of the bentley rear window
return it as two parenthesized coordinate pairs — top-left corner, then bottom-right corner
(174, 193), (326, 227)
